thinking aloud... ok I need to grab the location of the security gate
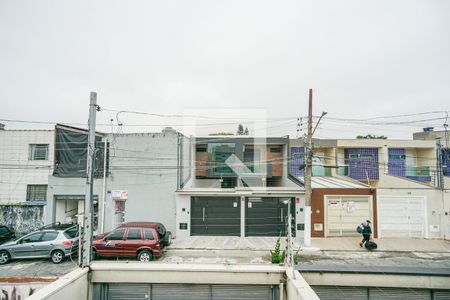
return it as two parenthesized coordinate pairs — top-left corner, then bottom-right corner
(245, 197), (295, 236)
(94, 283), (279, 300)
(325, 196), (372, 237)
(191, 197), (241, 236)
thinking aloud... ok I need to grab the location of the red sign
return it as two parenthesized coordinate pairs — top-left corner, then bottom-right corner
(296, 197), (301, 205)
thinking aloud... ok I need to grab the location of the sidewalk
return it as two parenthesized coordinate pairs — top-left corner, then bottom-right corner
(310, 237), (450, 253)
(170, 236), (450, 253)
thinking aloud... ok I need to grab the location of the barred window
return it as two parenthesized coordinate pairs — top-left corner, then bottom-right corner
(26, 185), (47, 201)
(29, 144), (49, 160)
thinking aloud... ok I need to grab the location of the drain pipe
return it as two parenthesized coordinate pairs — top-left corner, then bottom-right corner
(101, 137), (108, 233)
(279, 282), (284, 300)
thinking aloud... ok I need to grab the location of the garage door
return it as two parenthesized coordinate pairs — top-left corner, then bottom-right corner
(378, 196), (426, 238)
(191, 197), (241, 236)
(245, 197), (295, 236)
(95, 283), (279, 300)
(326, 196), (372, 237)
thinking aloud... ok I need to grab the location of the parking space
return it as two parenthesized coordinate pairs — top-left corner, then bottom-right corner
(0, 258), (78, 279)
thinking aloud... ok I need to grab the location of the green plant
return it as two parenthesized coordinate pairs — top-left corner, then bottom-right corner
(293, 247), (300, 265)
(270, 237), (286, 264)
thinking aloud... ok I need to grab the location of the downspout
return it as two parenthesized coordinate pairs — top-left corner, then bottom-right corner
(101, 137), (108, 233)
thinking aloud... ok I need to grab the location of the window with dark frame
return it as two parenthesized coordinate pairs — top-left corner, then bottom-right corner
(26, 185), (47, 201)
(29, 144), (49, 160)
(106, 228), (125, 240)
(126, 228), (142, 240)
(144, 229), (155, 240)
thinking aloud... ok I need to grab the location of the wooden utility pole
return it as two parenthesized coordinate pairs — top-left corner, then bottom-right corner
(82, 92), (97, 267)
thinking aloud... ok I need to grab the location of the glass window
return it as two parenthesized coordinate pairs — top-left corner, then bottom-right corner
(270, 147), (281, 153)
(106, 228), (125, 240)
(29, 144), (49, 160)
(126, 229), (142, 240)
(41, 232), (58, 241)
(26, 185), (47, 201)
(64, 227), (79, 239)
(0, 227), (7, 235)
(144, 229), (154, 240)
(207, 143), (235, 174)
(360, 154), (374, 159)
(22, 233), (43, 243)
(349, 154), (358, 159)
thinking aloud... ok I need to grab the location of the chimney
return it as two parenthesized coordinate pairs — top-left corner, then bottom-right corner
(0, 123), (5, 130)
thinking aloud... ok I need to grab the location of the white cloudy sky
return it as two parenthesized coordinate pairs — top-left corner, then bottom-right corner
(0, 0), (449, 138)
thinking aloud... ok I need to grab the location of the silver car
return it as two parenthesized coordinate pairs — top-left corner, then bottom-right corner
(0, 224), (80, 264)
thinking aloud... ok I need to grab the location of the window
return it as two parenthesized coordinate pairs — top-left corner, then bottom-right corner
(22, 233), (43, 243)
(29, 144), (49, 160)
(26, 185), (47, 201)
(270, 147), (281, 153)
(64, 227), (80, 239)
(144, 229), (154, 240)
(349, 153), (374, 159)
(126, 229), (142, 240)
(106, 228), (125, 240)
(207, 143), (235, 174)
(196, 145), (207, 152)
(0, 227), (7, 235)
(41, 232), (58, 241)
(389, 154), (406, 160)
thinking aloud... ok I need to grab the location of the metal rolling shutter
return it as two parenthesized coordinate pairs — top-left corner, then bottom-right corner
(312, 286), (368, 300)
(152, 284), (210, 300)
(108, 283), (150, 300)
(433, 290), (450, 299)
(99, 284), (276, 300)
(211, 284), (274, 300)
(368, 287), (430, 299)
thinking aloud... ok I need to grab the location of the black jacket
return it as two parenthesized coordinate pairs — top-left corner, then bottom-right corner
(362, 225), (372, 235)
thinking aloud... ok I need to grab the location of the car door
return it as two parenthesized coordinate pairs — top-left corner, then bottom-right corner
(97, 228), (125, 257)
(122, 228), (143, 257)
(10, 232), (43, 258)
(38, 232), (60, 257)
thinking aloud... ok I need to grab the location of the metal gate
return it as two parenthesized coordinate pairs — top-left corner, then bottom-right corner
(191, 197), (241, 236)
(95, 283), (279, 300)
(245, 197), (295, 236)
(326, 196), (371, 237)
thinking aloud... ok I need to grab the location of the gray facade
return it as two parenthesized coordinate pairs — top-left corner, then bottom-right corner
(46, 128), (185, 235)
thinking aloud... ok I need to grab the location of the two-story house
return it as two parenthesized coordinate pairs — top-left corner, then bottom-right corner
(175, 136), (305, 241)
(290, 137), (446, 239)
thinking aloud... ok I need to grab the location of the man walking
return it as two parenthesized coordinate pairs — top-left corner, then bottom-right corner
(359, 220), (372, 247)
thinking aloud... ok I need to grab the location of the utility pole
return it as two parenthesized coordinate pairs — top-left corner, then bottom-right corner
(303, 89), (313, 247)
(82, 92), (98, 267)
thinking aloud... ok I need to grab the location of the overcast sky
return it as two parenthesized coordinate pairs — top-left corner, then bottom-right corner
(0, 0), (449, 138)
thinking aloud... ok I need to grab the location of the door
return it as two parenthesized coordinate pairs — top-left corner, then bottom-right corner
(191, 197), (240, 236)
(11, 232), (43, 258)
(326, 196), (372, 237)
(245, 197), (295, 236)
(37, 231), (59, 257)
(97, 228), (126, 256)
(378, 196), (426, 238)
(122, 228), (143, 257)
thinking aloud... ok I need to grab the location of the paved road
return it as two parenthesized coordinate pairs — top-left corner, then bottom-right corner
(0, 258), (78, 279)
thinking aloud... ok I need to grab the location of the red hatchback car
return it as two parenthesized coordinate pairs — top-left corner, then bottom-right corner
(92, 222), (171, 262)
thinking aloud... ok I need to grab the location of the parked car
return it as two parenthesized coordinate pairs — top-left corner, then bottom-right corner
(0, 225), (15, 245)
(0, 223), (80, 265)
(93, 222), (171, 262)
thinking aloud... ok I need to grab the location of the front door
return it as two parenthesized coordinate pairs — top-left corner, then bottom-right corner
(11, 232), (43, 258)
(98, 228), (125, 256)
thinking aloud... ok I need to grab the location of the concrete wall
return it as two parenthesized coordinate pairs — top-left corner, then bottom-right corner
(0, 282), (48, 299)
(285, 268), (320, 300)
(26, 268), (89, 300)
(0, 204), (44, 235)
(105, 131), (179, 234)
(0, 130), (54, 204)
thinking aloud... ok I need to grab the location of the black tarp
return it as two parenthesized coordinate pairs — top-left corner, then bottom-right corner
(53, 125), (108, 178)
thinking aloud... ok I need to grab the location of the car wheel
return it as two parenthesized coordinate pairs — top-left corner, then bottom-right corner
(137, 250), (153, 262)
(0, 251), (10, 265)
(167, 233), (172, 246)
(51, 250), (65, 264)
